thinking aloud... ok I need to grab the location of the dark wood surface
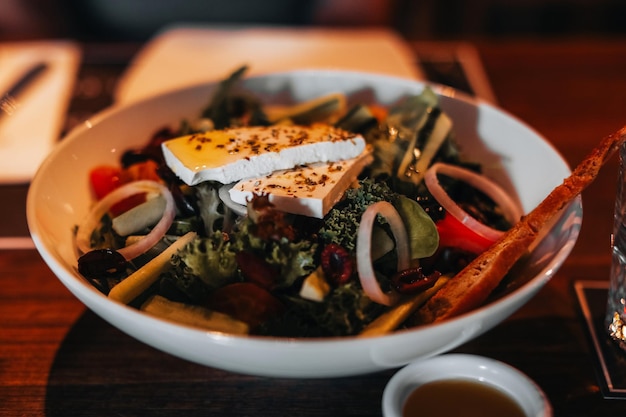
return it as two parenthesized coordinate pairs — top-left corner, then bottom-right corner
(3, 38), (626, 416)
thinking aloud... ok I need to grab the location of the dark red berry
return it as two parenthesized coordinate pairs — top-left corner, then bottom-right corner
(391, 267), (441, 294)
(320, 244), (353, 285)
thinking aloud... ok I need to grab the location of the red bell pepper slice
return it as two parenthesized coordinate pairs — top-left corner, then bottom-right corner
(435, 212), (497, 254)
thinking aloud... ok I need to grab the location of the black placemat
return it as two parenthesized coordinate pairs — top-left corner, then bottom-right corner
(575, 280), (626, 399)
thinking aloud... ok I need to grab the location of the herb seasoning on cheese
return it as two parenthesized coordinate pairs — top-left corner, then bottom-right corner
(162, 125), (366, 186)
(229, 150), (373, 218)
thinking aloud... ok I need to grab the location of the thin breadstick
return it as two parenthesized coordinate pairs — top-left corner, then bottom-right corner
(415, 125), (626, 324)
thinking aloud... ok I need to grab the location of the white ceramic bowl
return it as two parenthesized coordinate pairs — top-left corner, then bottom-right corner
(382, 354), (552, 417)
(27, 70), (581, 378)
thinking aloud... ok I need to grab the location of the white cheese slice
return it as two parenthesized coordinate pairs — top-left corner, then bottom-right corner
(228, 149), (373, 218)
(162, 125), (366, 186)
(299, 266), (331, 302)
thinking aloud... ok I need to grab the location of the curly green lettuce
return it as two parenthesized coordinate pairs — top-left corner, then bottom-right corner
(319, 178), (438, 260)
(161, 231), (239, 303)
(319, 178), (399, 252)
(163, 214), (318, 302)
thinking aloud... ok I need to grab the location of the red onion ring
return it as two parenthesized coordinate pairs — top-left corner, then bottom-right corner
(424, 163), (523, 242)
(76, 180), (175, 260)
(356, 201), (410, 306)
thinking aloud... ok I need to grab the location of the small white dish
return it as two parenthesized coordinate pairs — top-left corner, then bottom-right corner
(382, 354), (552, 417)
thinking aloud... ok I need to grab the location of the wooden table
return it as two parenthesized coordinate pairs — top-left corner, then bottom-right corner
(3, 38), (626, 416)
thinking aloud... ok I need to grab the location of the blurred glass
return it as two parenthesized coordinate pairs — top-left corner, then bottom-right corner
(607, 143), (626, 350)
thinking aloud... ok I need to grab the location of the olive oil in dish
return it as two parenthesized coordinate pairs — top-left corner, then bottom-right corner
(402, 379), (526, 417)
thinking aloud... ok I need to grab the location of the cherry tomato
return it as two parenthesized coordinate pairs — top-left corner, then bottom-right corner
(89, 161), (163, 216)
(235, 251), (279, 290)
(112, 194), (149, 216)
(367, 104), (389, 123)
(206, 282), (285, 329)
(120, 160), (161, 183)
(435, 212), (495, 254)
(89, 165), (122, 200)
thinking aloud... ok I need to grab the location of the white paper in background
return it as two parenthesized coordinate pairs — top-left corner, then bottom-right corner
(0, 41), (80, 184)
(115, 26), (423, 104)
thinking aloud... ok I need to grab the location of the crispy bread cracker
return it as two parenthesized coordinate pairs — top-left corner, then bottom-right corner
(415, 125), (626, 324)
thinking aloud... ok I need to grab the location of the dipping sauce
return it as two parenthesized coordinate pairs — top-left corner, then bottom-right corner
(402, 379), (526, 417)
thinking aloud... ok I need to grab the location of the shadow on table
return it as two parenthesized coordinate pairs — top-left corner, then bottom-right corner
(44, 309), (393, 417)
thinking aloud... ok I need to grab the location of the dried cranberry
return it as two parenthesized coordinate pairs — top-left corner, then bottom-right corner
(391, 267), (441, 294)
(78, 249), (127, 278)
(320, 244), (353, 285)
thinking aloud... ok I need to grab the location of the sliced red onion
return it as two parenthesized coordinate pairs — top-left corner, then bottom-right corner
(76, 180), (175, 260)
(356, 201), (410, 306)
(424, 163), (523, 242)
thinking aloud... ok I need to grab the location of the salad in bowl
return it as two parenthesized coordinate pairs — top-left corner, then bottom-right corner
(73, 66), (522, 338)
(27, 68), (581, 377)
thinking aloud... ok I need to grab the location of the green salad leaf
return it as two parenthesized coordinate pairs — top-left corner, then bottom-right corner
(394, 195), (439, 259)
